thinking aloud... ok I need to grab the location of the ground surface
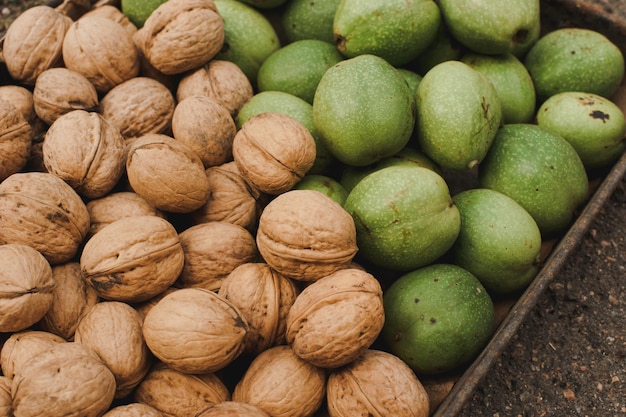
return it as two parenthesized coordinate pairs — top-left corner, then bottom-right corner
(1, 1), (626, 416)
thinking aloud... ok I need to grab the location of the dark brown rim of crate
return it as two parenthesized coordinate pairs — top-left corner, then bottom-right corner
(433, 3), (626, 414)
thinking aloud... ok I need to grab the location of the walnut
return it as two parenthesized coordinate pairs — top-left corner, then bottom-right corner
(176, 222), (258, 291)
(42, 109), (126, 199)
(171, 95), (236, 168)
(81, 4), (138, 37)
(133, 364), (230, 416)
(103, 403), (163, 417)
(0, 98), (32, 182)
(285, 268), (385, 369)
(142, 288), (248, 374)
(196, 401), (271, 417)
(0, 244), (54, 332)
(232, 345), (326, 417)
(218, 262), (299, 354)
(0, 376), (11, 416)
(86, 191), (166, 238)
(192, 161), (260, 232)
(326, 350), (430, 417)
(2, 5), (72, 84)
(233, 112), (317, 195)
(126, 133), (211, 213)
(0, 330), (65, 380)
(11, 342), (116, 417)
(132, 287), (179, 322)
(80, 215), (184, 303)
(0, 172), (90, 264)
(0, 85), (37, 124)
(32, 67), (99, 126)
(134, 0), (225, 75)
(177, 60), (254, 116)
(99, 76), (175, 139)
(255, 189), (358, 281)
(74, 301), (152, 399)
(38, 262), (99, 340)
(62, 15), (140, 93)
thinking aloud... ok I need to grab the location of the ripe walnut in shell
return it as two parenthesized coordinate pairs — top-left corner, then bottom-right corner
(286, 268), (385, 369)
(0, 376), (10, 416)
(63, 15), (140, 93)
(126, 133), (211, 213)
(142, 288), (248, 374)
(133, 364), (230, 416)
(177, 60), (254, 116)
(0, 330), (65, 380)
(11, 342), (116, 417)
(38, 262), (99, 340)
(0, 172), (90, 265)
(102, 403), (163, 417)
(80, 215), (184, 303)
(326, 350), (430, 417)
(86, 191), (166, 238)
(192, 161), (260, 231)
(2, 5), (72, 84)
(81, 4), (138, 37)
(176, 221), (258, 291)
(33, 67), (99, 126)
(233, 112), (317, 195)
(99, 77), (175, 139)
(134, 0), (225, 75)
(0, 85), (37, 125)
(232, 345), (326, 417)
(256, 189), (358, 281)
(43, 109), (126, 199)
(218, 262), (299, 354)
(171, 95), (237, 168)
(74, 301), (152, 399)
(197, 401), (271, 417)
(0, 98), (32, 182)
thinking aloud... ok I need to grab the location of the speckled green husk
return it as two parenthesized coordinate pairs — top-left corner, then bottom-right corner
(382, 263), (494, 375)
(312, 54), (415, 167)
(479, 124), (589, 236)
(343, 165), (460, 271)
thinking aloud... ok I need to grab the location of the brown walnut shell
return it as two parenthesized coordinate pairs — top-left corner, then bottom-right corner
(176, 221), (258, 291)
(0, 330), (65, 380)
(197, 401), (271, 417)
(256, 189), (358, 281)
(38, 262), (99, 340)
(80, 215), (184, 303)
(285, 268), (385, 369)
(81, 4), (138, 37)
(86, 191), (166, 238)
(218, 262), (299, 354)
(131, 287), (179, 322)
(74, 301), (152, 399)
(0, 172), (90, 265)
(134, 0), (224, 75)
(192, 161), (260, 231)
(2, 5), (72, 84)
(326, 350), (430, 417)
(133, 364), (230, 416)
(232, 345), (326, 417)
(171, 95), (236, 168)
(233, 112), (317, 195)
(0, 85), (37, 124)
(99, 76), (175, 139)
(0, 376), (11, 416)
(33, 67), (99, 126)
(11, 342), (116, 417)
(0, 98), (32, 182)
(102, 403), (163, 417)
(126, 133), (211, 213)
(43, 109), (126, 199)
(177, 60), (254, 116)
(62, 15), (140, 93)
(142, 288), (248, 374)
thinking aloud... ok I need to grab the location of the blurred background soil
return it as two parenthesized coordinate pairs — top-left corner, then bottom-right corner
(1, 0), (626, 416)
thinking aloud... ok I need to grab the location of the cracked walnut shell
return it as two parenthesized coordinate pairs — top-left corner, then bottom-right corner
(80, 215), (184, 303)
(134, 0), (225, 75)
(285, 268), (385, 369)
(256, 189), (358, 281)
(233, 112), (317, 195)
